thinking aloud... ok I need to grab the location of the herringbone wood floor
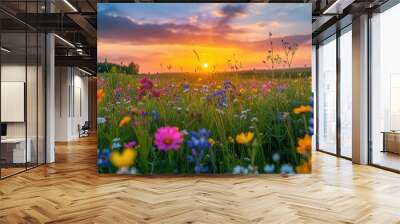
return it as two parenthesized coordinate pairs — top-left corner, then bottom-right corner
(1, 136), (400, 224)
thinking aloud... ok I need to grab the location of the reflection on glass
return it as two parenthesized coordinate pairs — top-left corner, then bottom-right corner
(371, 4), (400, 171)
(318, 36), (337, 154)
(1, 31), (27, 177)
(340, 28), (352, 158)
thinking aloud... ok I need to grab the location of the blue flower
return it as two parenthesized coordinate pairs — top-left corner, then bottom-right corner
(112, 138), (121, 149)
(264, 164), (275, 173)
(187, 128), (211, 150)
(233, 165), (242, 174)
(212, 90), (227, 108)
(272, 153), (280, 162)
(97, 117), (106, 124)
(182, 84), (190, 93)
(280, 164), (294, 175)
(186, 129), (212, 174)
(224, 80), (232, 89)
(97, 148), (111, 168)
(151, 109), (159, 120)
(276, 84), (286, 93)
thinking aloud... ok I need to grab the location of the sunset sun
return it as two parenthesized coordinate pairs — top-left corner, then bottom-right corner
(203, 63), (209, 69)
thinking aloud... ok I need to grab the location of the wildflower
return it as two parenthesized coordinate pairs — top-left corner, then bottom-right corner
(182, 84), (190, 93)
(110, 148), (137, 168)
(232, 165), (243, 174)
(223, 80), (232, 89)
(296, 135), (312, 155)
(251, 88), (258, 94)
(97, 117), (106, 124)
(97, 148), (111, 168)
(276, 84), (286, 93)
(187, 128), (211, 150)
(186, 128), (212, 174)
(296, 163), (311, 173)
(236, 132), (254, 144)
(262, 81), (272, 94)
(250, 117), (258, 123)
(213, 89), (227, 108)
(119, 116), (131, 127)
(228, 136), (235, 143)
(239, 88), (245, 94)
(151, 110), (160, 120)
(124, 141), (138, 149)
(272, 153), (280, 162)
(154, 126), (183, 151)
(117, 167), (138, 174)
(264, 164), (275, 173)
(293, 105), (312, 114)
(208, 138), (216, 146)
(280, 164), (294, 175)
(139, 77), (153, 90)
(97, 89), (105, 102)
(112, 138), (121, 149)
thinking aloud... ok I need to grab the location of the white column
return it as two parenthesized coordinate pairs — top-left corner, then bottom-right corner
(352, 14), (369, 164)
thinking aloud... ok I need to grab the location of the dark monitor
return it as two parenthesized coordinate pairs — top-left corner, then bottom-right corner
(1, 123), (7, 137)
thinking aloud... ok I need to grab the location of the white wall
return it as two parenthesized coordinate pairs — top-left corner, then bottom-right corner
(54, 67), (89, 141)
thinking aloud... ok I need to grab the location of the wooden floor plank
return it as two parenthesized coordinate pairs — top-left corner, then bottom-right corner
(0, 135), (399, 224)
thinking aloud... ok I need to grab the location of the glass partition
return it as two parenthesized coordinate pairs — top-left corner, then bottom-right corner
(317, 35), (337, 154)
(371, 4), (400, 171)
(0, 1), (46, 179)
(339, 26), (352, 158)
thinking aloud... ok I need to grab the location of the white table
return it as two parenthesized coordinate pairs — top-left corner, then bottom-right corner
(1, 138), (31, 163)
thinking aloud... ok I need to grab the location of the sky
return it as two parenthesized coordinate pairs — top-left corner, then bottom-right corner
(98, 3), (312, 74)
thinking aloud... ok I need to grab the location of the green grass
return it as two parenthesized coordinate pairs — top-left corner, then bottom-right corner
(97, 68), (312, 174)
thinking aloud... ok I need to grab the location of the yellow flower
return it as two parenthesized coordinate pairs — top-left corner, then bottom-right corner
(293, 105), (312, 114)
(216, 85), (222, 89)
(97, 89), (105, 103)
(208, 138), (216, 146)
(239, 88), (245, 94)
(110, 148), (137, 168)
(235, 132), (254, 144)
(228, 136), (235, 143)
(251, 88), (258, 93)
(119, 116), (131, 127)
(296, 135), (311, 154)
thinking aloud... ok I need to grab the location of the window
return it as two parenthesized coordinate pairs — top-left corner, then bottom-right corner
(370, 3), (400, 171)
(339, 26), (352, 158)
(317, 35), (337, 154)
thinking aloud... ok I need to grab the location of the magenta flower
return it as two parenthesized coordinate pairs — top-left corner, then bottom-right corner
(139, 77), (154, 90)
(154, 126), (183, 151)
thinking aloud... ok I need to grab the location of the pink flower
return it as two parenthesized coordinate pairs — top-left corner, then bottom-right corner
(154, 126), (183, 151)
(139, 77), (154, 90)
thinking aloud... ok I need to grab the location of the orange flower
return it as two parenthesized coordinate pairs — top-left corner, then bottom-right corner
(296, 135), (311, 154)
(119, 116), (131, 127)
(293, 105), (312, 114)
(97, 89), (105, 103)
(296, 163), (311, 173)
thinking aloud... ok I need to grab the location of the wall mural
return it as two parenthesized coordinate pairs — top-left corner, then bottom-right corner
(97, 3), (313, 175)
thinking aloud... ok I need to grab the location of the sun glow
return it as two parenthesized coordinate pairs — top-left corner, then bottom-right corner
(203, 63), (209, 69)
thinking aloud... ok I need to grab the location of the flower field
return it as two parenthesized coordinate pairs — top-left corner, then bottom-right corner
(97, 69), (313, 175)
